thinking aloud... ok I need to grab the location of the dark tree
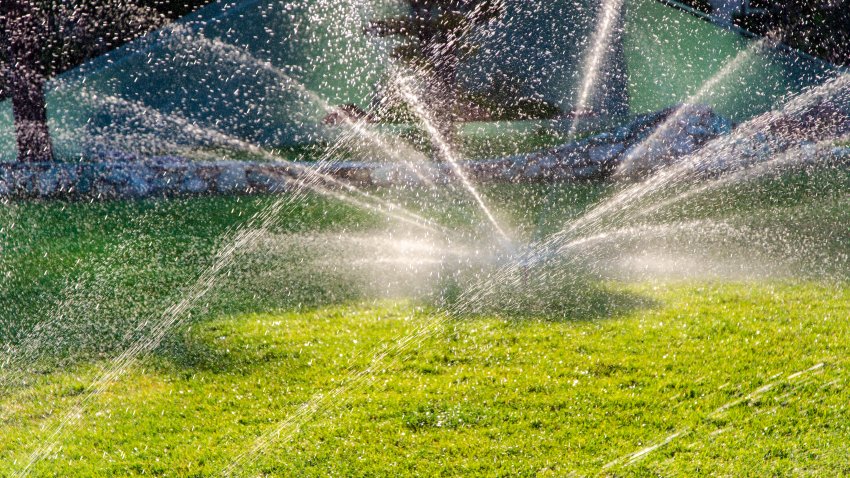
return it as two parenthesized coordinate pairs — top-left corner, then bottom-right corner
(366, 0), (503, 150)
(742, 0), (850, 67)
(0, 0), (213, 162)
(677, 0), (850, 66)
(1, 1), (54, 162)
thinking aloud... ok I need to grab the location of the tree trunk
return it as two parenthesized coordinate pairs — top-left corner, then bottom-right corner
(3, 0), (54, 162)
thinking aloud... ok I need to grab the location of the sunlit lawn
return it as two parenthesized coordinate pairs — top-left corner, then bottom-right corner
(2, 282), (849, 476)
(1, 171), (848, 476)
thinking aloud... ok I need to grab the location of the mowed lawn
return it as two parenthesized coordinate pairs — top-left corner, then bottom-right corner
(1, 172), (849, 476)
(1, 283), (849, 476)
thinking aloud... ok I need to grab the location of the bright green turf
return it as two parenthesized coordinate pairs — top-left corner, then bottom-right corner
(1, 171), (848, 476)
(1, 282), (849, 476)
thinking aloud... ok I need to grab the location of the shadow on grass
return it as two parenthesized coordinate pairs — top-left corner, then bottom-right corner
(161, 271), (658, 377)
(0, 184), (655, 383)
(0, 194), (382, 390)
(437, 261), (658, 324)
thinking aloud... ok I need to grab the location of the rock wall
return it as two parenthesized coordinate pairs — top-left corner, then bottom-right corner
(0, 158), (286, 199)
(1, 104), (846, 200)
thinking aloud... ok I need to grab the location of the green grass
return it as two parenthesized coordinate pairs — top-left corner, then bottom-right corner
(2, 283), (849, 476)
(1, 170), (849, 476)
(0, 194), (386, 366)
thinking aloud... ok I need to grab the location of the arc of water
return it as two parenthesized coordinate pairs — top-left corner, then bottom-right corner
(633, 133), (850, 220)
(556, 39), (771, 240)
(358, 0), (513, 243)
(567, 0), (626, 138)
(553, 16), (831, 247)
(11, 147), (407, 477)
(73, 88), (446, 235)
(217, 3), (652, 459)
(185, 33), (440, 188)
(603, 362), (827, 472)
(615, 37), (769, 174)
(612, 15), (815, 179)
(69, 26), (447, 213)
(216, 216), (748, 475)
(6, 0), (462, 473)
(395, 75), (512, 243)
(11, 79), (459, 478)
(46, 24), (442, 206)
(217, 11), (850, 475)
(543, 72), (850, 254)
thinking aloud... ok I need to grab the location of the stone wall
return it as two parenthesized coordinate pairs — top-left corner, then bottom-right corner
(0, 157), (287, 199)
(1, 104), (846, 200)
